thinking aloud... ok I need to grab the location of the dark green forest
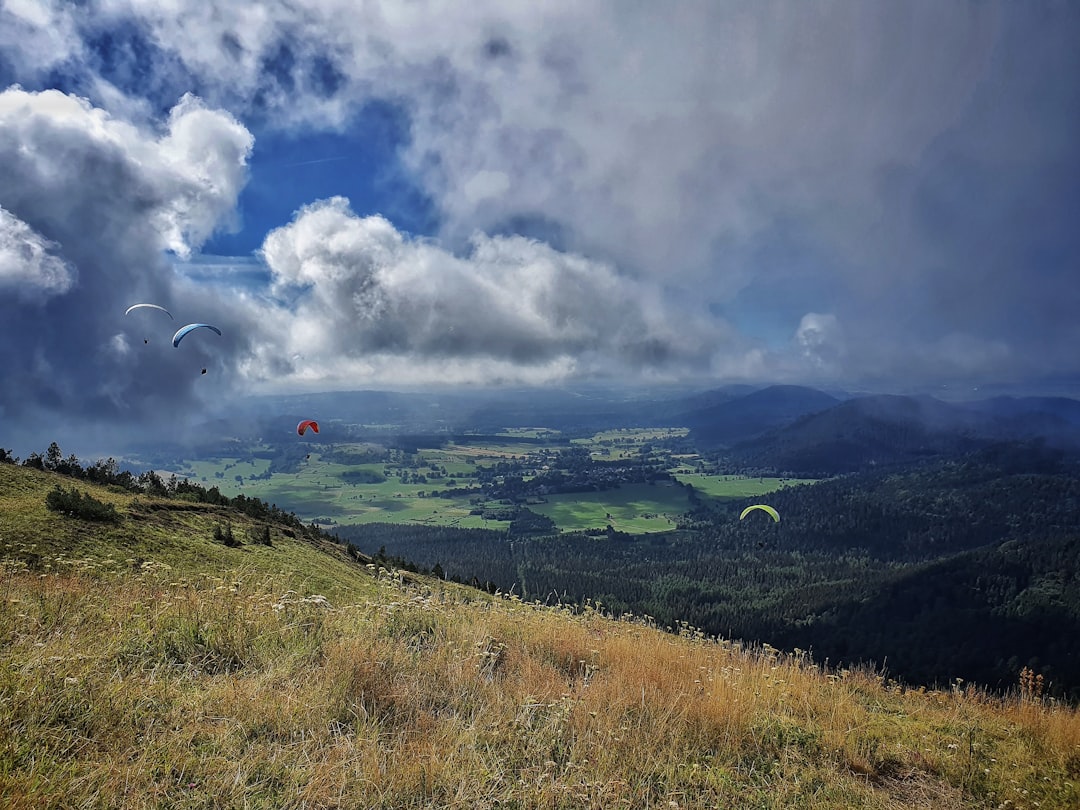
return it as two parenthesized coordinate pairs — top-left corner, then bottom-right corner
(335, 443), (1080, 699)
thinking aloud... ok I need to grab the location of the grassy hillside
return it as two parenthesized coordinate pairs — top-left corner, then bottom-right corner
(1, 463), (1078, 808)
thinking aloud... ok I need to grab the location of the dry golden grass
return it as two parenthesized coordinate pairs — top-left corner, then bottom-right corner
(1, 561), (1077, 810)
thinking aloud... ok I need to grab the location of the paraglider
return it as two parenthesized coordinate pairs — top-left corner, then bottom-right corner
(201, 368), (207, 375)
(172, 323), (222, 348)
(297, 420), (319, 436)
(126, 303), (173, 344)
(125, 303), (173, 319)
(740, 504), (780, 522)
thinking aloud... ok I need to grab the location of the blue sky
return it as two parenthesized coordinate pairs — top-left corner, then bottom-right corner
(1, 0), (1079, 443)
(202, 100), (438, 256)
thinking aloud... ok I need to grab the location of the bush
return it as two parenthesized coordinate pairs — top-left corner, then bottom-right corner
(214, 523), (241, 547)
(248, 525), (273, 546)
(45, 485), (121, 523)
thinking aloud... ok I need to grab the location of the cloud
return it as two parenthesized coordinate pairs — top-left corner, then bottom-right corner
(0, 87), (253, 432)
(251, 196), (733, 386)
(794, 313), (845, 373)
(153, 94), (255, 257)
(2, 2), (1079, 395)
(0, 206), (76, 299)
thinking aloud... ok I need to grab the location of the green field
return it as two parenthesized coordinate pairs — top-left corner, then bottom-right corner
(494, 427), (563, 439)
(529, 482), (690, 533)
(673, 474), (816, 499)
(163, 456), (507, 530)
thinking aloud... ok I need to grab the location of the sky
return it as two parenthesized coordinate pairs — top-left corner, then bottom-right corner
(1, 0), (1079, 447)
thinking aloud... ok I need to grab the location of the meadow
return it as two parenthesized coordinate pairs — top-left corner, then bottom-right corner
(672, 473), (817, 500)
(528, 481), (690, 533)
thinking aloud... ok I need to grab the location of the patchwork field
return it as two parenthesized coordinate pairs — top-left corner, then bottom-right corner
(154, 431), (816, 534)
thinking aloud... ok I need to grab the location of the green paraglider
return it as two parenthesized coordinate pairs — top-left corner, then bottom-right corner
(740, 504), (780, 522)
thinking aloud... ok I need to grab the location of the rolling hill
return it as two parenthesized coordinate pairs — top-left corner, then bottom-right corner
(684, 384), (841, 448)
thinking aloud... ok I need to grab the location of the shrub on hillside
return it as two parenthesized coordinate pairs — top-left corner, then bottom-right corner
(45, 485), (121, 523)
(214, 523), (241, 547)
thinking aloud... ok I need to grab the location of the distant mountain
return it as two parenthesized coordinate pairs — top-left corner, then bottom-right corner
(727, 393), (1080, 475)
(684, 385), (840, 448)
(963, 395), (1080, 428)
(665, 383), (762, 414)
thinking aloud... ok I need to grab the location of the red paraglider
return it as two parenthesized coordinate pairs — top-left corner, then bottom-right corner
(297, 420), (319, 436)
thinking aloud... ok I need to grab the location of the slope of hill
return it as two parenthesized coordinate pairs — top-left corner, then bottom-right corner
(1, 462), (1078, 808)
(685, 385), (841, 448)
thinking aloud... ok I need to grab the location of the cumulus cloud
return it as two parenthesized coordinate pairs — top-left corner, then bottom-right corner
(154, 94), (255, 257)
(252, 196), (731, 386)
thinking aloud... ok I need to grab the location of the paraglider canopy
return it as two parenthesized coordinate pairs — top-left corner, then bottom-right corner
(172, 323), (222, 348)
(125, 303), (173, 319)
(297, 420), (319, 436)
(740, 504), (780, 522)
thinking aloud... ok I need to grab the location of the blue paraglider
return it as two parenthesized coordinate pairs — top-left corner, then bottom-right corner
(172, 323), (222, 348)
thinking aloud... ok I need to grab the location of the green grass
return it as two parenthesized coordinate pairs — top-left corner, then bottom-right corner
(529, 482), (691, 533)
(493, 427), (563, 439)
(674, 474), (817, 500)
(444, 441), (543, 458)
(326, 495), (511, 530)
(0, 463), (378, 602)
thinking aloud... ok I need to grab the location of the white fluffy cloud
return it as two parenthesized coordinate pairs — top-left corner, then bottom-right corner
(0, 206), (76, 298)
(16, 2), (1001, 281)
(0, 88), (251, 259)
(252, 196), (732, 386)
(154, 94), (255, 257)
